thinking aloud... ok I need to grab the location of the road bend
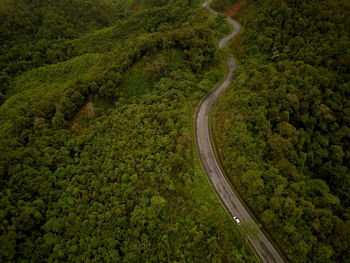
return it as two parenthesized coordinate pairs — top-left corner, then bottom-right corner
(196, 1), (285, 262)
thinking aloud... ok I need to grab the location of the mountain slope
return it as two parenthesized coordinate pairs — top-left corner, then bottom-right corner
(212, 0), (350, 262)
(0, 0), (257, 262)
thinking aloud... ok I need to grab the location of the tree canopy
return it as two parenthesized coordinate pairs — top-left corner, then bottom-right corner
(0, 0), (257, 262)
(213, 0), (350, 261)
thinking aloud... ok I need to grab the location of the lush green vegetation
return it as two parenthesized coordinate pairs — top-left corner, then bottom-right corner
(210, 0), (236, 12)
(209, 14), (232, 40)
(0, 0), (258, 261)
(213, 0), (350, 262)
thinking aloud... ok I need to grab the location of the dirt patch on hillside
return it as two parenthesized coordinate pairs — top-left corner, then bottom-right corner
(69, 102), (94, 130)
(224, 0), (244, 17)
(133, 2), (138, 11)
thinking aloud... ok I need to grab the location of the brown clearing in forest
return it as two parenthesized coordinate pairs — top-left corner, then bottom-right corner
(133, 2), (138, 11)
(224, 0), (245, 17)
(69, 102), (94, 130)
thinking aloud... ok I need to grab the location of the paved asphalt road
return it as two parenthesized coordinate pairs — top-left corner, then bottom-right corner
(196, 1), (285, 262)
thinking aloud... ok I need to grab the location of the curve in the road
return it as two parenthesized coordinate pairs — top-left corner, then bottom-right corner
(196, 1), (285, 263)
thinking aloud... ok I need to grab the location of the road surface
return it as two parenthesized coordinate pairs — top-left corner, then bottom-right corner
(196, 1), (285, 262)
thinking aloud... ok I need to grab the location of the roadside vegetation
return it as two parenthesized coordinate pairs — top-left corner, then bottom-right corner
(210, 0), (237, 12)
(212, 0), (350, 262)
(0, 0), (257, 262)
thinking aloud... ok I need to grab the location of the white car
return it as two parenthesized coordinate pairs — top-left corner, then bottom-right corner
(233, 216), (240, 224)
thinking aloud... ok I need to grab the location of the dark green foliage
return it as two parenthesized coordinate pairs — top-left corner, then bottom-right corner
(0, 0), (124, 103)
(209, 14), (232, 39)
(0, 0), (125, 71)
(0, 0), (256, 262)
(213, 0), (350, 262)
(210, 0), (237, 12)
(0, 0), (200, 104)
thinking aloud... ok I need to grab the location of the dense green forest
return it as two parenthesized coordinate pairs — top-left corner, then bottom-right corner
(213, 0), (350, 262)
(0, 0), (259, 262)
(210, 0), (236, 12)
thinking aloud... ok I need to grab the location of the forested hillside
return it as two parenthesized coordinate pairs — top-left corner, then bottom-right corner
(213, 0), (350, 262)
(0, 0), (257, 262)
(210, 0), (235, 12)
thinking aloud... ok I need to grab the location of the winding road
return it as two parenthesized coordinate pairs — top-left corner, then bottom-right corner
(196, 1), (285, 262)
